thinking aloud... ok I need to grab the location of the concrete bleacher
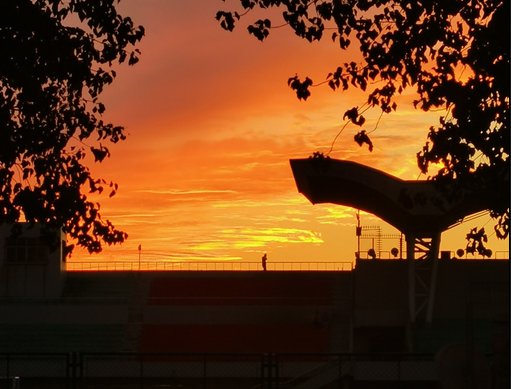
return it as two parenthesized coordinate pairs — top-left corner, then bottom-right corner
(147, 273), (335, 306)
(138, 272), (349, 354)
(138, 324), (331, 353)
(0, 271), (351, 354)
(0, 273), (135, 353)
(0, 324), (125, 353)
(62, 272), (138, 299)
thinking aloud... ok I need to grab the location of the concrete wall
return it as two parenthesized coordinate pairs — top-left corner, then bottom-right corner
(354, 260), (408, 326)
(353, 258), (509, 321)
(433, 259), (509, 320)
(352, 258), (509, 354)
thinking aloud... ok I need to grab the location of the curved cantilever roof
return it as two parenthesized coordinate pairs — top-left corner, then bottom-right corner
(290, 158), (493, 236)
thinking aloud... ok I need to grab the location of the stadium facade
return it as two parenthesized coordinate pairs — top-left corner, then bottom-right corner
(0, 223), (508, 388)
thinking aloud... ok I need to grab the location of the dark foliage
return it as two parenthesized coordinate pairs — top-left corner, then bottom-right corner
(218, 0), (509, 246)
(0, 0), (144, 254)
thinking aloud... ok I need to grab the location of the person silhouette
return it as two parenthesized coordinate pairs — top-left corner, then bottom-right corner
(262, 253), (267, 271)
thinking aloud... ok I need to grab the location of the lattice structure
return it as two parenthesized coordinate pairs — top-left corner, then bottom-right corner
(406, 236), (440, 324)
(356, 213), (403, 260)
(357, 225), (403, 259)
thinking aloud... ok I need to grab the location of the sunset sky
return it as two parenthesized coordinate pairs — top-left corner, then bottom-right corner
(71, 0), (508, 265)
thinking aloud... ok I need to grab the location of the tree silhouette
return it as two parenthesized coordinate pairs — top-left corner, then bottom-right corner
(0, 0), (144, 254)
(217, 0), (509, 246)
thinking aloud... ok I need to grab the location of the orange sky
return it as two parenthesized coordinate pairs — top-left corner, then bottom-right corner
(70, 0), (509, 264)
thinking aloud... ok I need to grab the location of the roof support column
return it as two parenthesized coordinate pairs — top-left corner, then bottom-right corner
(407, 234), (441, 324)
(426, 233), (441, 323)
(407, 234), (416, 324)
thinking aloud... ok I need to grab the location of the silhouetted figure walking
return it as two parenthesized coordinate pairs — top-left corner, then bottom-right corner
(262, 253), (267, 271)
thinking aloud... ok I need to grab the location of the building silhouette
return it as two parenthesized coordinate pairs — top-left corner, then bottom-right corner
(0, 222), (508, 388)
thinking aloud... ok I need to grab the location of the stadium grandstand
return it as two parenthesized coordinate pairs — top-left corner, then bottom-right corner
(0, 223), (508, 388)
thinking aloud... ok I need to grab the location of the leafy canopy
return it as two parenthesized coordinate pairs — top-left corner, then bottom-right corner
(0, 0), (144, 253)
(217, 0), (509, 250)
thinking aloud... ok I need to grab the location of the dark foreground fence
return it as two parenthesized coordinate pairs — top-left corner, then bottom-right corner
(0, 352), (467, 389)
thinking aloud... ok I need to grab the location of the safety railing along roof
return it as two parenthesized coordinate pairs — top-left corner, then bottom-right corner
(66, 261), (354, 272)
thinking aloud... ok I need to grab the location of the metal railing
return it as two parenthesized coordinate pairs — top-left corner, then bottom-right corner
(0, 352), (454, 389)
(66, 250), (509, 272)
(357, 250), (509, 260)
(66, 261), (354, 272)
(442, 250), (509, 260)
